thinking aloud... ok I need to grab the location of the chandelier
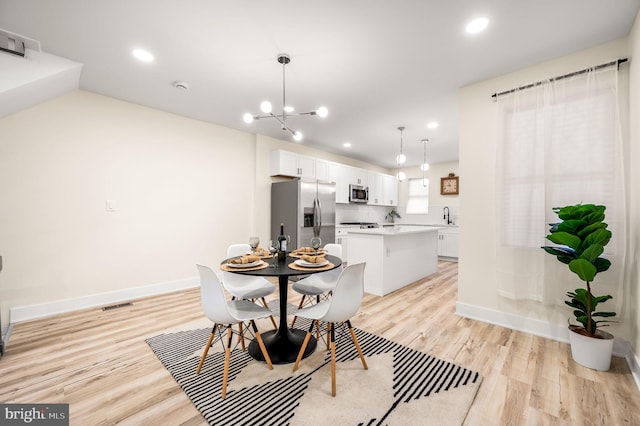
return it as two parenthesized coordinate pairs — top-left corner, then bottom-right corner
(396, 126), (406, 181)
(243, 53), (328, 142)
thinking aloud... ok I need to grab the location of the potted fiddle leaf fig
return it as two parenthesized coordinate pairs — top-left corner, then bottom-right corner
(541, 203), (616, 371)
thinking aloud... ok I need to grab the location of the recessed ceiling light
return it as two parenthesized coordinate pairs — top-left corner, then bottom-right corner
(343, 142), (352, 148)
(427, 121), (439, 129)
(466, 17), (489, 34)
(132, 48), (154, 62)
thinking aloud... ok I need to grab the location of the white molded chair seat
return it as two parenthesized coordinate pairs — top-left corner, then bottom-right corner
(291, 243), (342, 327)
(223, 243), (277, 328)
(195, 264), (273, 399)
(223, 243), (276, 300)
(292, 262), (368, 396)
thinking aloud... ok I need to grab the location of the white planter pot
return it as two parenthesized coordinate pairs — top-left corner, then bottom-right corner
(568, 327), (614, 371)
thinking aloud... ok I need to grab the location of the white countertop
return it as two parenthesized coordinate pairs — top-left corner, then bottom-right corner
(347, 225), (444, 236)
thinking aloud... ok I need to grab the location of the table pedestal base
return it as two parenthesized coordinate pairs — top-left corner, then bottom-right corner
(249, 328), (317, 364)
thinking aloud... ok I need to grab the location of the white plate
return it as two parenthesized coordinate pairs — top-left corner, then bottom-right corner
(227, 260), (263, 268)
(295, 259), (329, 268)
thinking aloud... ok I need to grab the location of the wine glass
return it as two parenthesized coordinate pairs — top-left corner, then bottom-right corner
(310, 236), (322, 255)
(249, 236), (260, 253)
(268, 240), (279, 267)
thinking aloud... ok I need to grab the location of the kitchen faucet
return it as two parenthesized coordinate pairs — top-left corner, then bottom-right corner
(443, 206), (452, 225)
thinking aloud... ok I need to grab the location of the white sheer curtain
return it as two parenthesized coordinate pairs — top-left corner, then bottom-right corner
(495, 65), (626, 311)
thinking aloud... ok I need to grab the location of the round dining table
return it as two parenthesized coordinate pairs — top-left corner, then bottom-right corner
(221, 253), (342, 364)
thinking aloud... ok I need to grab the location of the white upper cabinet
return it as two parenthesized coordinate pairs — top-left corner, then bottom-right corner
(270, 150), (316, 179)
(328, 162), (350, 203)
(367, 171), (384, 205)
(315, 158), (329, 181)
(367, 171), (397, 206)
(348, 166), (368, 186)
(382, 173), (398, 206)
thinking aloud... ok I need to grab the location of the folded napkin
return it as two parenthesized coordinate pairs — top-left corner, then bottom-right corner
(253, 247), (270, 257)
(228, 254), (261, 264)
(300, 254), (326, 263)
(293, 247), (316, 254)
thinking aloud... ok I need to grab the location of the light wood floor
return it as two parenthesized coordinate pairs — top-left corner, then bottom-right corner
(1, 261), (638, 425)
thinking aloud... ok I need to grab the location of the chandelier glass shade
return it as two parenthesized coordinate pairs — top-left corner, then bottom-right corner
(421, 139), (429, 186)
(243, 54), (328, 142)
(396, 126), (406, 181)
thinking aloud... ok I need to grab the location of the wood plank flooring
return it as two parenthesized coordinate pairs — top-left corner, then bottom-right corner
(1, 261), (638, 425)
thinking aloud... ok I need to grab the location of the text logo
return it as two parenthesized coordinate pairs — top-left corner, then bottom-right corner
(1, 404), (68, 425)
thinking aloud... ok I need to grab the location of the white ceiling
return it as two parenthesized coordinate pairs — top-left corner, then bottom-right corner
(1, 0), (638, 169)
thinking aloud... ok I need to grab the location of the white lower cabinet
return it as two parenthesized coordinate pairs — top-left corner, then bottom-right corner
(336, 227), (357, 261)
(437, 227), (459, 258)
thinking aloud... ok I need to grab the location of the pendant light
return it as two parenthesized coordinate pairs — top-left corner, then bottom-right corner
(243, 53), (328, 142)
(421, 139), (430, 186)
(396, 126), (406, 181)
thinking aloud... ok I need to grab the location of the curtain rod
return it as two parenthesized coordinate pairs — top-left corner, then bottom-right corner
(491, 58), (628, 99)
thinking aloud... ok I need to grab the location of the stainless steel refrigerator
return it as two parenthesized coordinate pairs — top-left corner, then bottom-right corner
(271, 179), (336, 251)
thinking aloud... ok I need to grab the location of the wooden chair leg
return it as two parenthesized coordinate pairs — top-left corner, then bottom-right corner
(196, 325), (217, 375)
(221, 326), (232, 399)
(330, 322), (337, 397)
(251, 320), (273, 370)
(261, 297), (278, 329)
(346, 320), (368, 370)
(293, 321), (315, 372)
(291, 295), (307, 328)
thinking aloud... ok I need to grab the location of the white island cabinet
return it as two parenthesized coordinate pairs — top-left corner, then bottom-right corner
(347, 226), (442, 296)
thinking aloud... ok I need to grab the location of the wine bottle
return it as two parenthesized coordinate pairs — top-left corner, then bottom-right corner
(277, 223), (287, 261)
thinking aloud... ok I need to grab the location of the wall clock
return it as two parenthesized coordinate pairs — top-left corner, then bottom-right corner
(440, 173), (459, 195)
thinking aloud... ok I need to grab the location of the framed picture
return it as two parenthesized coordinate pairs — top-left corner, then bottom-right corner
(440, 173), (459, 195)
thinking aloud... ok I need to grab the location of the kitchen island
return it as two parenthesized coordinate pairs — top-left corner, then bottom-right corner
(347, 226), (443, 296)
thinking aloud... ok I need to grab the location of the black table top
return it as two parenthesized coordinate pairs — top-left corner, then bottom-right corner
(221, 254), (341, 277)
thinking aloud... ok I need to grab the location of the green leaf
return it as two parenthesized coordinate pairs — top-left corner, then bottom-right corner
(583, 228), (611, 249)
(592, 311), (616, 317)
(569, 259), (597, 282)
(577, 222), (607, 239)
(580, 244), (604, 262)
(593, 258), (611, 273)
(557, 219), (587, 234)
(546, 232), (581, 250)
(594, 294), (612, 303)
(541, 246), (576, 257)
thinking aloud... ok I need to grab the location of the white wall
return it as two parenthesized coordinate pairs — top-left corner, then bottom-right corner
(457, 37), (632, 339)
(0, 90), (257, 328)
(0, 90), (394, 331)
(628, 10), (640, 357)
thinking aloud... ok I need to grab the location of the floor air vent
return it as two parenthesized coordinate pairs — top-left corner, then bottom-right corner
(102, 302), (133, 311)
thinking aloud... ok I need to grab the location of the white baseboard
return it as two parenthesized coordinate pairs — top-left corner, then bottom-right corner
(456, 302), (640, 392)
(9, 276), (200, 324)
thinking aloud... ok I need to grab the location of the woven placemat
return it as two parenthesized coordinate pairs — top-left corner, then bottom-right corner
(288, 262), (335, 272)
(220, 261), (270, 272)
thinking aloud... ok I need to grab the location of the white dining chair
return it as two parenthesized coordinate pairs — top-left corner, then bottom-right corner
(290, 243), (343, 328)
(195, 264), (273, 399)
(292, 262), (368, 397)
(224, 243), (277, 329)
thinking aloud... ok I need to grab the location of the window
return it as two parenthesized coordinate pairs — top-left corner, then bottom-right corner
(406, 178), (429, 214)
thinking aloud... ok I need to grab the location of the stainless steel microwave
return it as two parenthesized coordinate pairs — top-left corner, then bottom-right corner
(349, 184), (369, 203)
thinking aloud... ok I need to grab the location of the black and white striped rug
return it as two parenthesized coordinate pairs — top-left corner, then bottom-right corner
(146, 324), (482, 425)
